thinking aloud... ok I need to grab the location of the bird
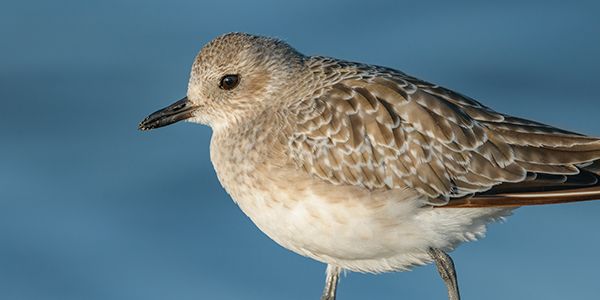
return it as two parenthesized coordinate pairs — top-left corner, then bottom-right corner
(139, 32), (600, 300)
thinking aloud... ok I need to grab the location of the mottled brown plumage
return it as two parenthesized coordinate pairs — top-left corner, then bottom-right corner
(288, 56), (600, 206)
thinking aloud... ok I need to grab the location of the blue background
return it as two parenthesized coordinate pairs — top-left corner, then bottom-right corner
(2, 1), (600, 299)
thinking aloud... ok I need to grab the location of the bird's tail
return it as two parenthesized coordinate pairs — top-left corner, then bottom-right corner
(444, 164), (600, 208)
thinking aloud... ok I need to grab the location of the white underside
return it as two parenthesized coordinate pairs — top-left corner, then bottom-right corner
(232, 185), (511, 273)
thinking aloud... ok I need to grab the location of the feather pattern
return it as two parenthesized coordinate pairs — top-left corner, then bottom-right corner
(288, 57), (600, 205)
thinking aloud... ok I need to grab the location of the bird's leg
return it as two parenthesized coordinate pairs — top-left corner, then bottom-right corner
(428, 248), (461, 300)
(320, 264), (341, 300)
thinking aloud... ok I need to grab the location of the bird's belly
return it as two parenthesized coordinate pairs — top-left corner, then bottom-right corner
(231, 183), (510, 273)
(237, 188), (419, 259)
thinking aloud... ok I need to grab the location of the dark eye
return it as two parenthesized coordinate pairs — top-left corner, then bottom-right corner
(219, 74), (240, 90)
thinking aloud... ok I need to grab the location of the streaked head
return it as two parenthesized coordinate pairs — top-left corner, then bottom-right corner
(139, 33), (306, 131)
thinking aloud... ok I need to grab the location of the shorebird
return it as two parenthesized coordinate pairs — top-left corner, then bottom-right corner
(139, 33), (600, 300)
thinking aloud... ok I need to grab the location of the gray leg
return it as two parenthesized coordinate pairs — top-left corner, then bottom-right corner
(428, 248), (461, 300)
(320, 264), (341, 300)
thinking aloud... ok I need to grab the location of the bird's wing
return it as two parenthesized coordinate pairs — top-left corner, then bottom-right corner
(288, 61), (600, 206)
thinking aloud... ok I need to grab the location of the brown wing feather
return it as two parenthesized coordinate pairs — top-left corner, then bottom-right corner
(444, 173), (600, 208)
(289, 57), (600, 206)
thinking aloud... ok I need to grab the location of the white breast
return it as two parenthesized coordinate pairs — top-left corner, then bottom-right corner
(209, 126), (510, 272)
(211, 149), (511, 273)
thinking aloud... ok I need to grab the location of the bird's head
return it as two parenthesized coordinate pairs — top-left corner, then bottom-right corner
(139, 32), (306, 131)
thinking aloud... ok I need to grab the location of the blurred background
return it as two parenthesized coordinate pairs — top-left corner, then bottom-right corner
(2, 0), (600, 299)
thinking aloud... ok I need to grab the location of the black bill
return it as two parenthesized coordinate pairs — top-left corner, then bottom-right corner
(138, 97), (197, 131)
